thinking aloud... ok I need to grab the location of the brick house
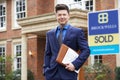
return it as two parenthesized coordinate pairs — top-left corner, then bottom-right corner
(0, 0), (119, 80)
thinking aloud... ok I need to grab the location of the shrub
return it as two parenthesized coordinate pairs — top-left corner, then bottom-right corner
(115, 67), (120, 80)
(0, 56), (34, 80)
(84, 63), (113, 80)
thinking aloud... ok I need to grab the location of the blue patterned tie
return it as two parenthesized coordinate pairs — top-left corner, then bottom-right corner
(58, 28), (63, 46)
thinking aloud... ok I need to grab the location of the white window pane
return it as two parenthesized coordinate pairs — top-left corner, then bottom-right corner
(13, 0), (26, 28)
(0, 2), (6, 29)
(56, 0), (93, 11)
(0, 46), (6, 75)
(85, 0), (93, 11)
(14, 44), (21, 70)
(16, 0), (26, 19)
(94, 55), (102, 63)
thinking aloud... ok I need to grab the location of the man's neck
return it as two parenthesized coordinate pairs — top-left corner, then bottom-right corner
(60, 24), (66, 29)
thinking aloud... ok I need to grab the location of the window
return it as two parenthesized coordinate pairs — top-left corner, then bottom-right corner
(0, 2), (6, 30)
(91, 55), (102, 65)
(69, 0), (82, 9)
(13, 0), (26, 28)
(67, 0), (93, 11)
(85, 0), (93, 11)
(94, 55), (102, 63)
(74, 0), (81, 1)
(0, 46), (5, 76)
(14, 44), (21, 70)
(16, 0), (26, 19)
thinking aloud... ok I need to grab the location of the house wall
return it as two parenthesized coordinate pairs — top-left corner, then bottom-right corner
(95, 0), (115, 11)
(27, 0), (54, 17)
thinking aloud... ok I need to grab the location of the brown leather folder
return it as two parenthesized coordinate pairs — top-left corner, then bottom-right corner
(56, 44), (79, 67)
(56, 44), (68, 66)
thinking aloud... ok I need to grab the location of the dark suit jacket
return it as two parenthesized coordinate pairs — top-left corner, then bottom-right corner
(43, 24), (90, 80)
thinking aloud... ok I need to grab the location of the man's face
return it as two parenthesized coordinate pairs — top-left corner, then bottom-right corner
(55, 10), (70, 26)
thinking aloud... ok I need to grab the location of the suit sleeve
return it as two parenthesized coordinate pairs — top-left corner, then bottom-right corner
(72, 29), (90, 70)
(43, 32), (52, 75)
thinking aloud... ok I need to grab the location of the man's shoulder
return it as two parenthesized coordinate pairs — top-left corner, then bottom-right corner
(47, 28), (56, 34)
(69, 25), (83, 31)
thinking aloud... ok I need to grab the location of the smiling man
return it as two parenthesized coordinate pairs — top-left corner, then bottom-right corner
(43, 4), (90, 80)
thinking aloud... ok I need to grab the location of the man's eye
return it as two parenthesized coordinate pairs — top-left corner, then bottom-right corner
(63, 14), (66, 16)
(58, 14), (61, 16)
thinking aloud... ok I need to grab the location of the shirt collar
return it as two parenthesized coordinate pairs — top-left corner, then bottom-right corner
(57, 24), (70, 30)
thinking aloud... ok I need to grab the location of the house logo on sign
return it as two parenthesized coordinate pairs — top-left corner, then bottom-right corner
(98, 13), (109, 24)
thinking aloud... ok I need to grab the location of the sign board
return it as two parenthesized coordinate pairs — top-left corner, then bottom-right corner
(88, 9), (120, 55)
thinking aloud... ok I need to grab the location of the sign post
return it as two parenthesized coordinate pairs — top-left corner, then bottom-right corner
(88, 9), (120, 55)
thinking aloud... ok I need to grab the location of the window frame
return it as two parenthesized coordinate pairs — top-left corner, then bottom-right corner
(84, 0), (93, 11)
(0, 1), (6, 32)
(0, 45), (6, 76)
(12, 0), (26, 29)
(90, 55), (102, 65)
(58, 0), (94, 11)
(13, 44), (21, 71)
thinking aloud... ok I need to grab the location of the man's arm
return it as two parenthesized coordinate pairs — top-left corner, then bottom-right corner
(43, 32), (52, 75)
(72, 29), (90, 70)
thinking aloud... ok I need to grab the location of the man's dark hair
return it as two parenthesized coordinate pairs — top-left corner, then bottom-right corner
(55, 4), (69, 14)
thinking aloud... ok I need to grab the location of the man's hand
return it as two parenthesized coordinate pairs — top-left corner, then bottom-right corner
(65, 63), (75, 71)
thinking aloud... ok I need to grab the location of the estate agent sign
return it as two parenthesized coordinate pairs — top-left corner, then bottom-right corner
(88, 9), (120, 55)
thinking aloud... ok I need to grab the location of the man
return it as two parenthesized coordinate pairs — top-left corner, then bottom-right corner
(43, 4), (90, 80)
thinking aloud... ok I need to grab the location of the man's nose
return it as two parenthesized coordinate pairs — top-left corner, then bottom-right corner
(60, 15), (64, 18)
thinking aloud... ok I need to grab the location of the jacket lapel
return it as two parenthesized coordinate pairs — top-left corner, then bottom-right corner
(63, 25), (72, 43)
(52, 28), (60, 47)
